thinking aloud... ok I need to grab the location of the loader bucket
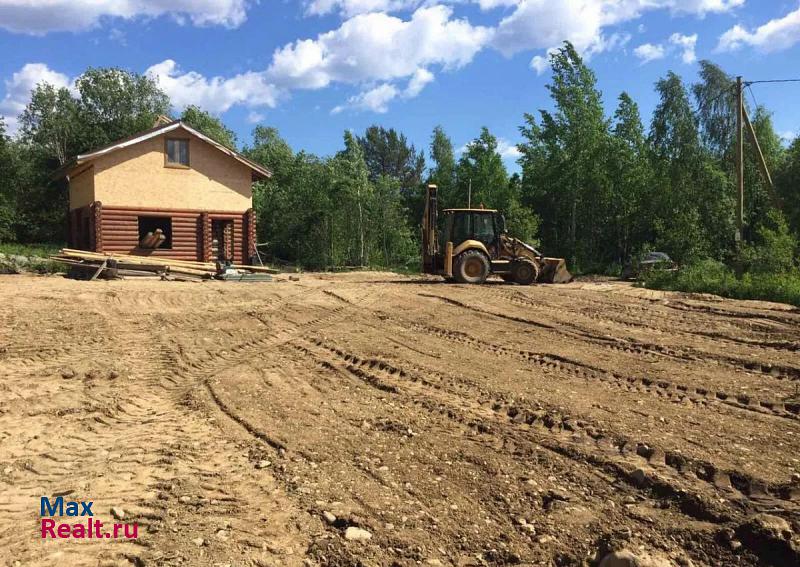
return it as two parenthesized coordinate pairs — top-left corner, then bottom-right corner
(538, 257), (572, 283)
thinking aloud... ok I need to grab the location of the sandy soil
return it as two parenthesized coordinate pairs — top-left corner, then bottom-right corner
(0, 272), (798, 567)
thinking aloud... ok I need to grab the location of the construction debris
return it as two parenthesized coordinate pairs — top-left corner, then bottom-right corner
(50, 248), (278, 282)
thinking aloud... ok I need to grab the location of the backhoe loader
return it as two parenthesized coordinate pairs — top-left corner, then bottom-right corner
(421, 184), (571, 285)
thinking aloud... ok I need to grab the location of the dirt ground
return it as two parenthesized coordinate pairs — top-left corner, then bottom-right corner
(1, 272), (799, 567)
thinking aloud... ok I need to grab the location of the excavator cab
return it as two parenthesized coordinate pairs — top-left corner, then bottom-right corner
(422, 184), (571, 285)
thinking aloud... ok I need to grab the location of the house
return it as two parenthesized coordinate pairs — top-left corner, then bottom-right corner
(59, 119), (270, 264)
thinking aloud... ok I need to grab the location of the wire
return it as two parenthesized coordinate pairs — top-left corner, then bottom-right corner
(746, 85), (759, 110)
(744, 79), (800, 85)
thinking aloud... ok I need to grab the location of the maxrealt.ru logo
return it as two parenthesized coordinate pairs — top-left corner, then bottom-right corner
(40, 497), (138, 539)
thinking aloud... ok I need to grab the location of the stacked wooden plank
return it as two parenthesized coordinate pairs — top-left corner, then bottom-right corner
(50, 249), (278, 281)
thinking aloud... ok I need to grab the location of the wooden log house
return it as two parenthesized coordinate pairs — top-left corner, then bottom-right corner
(58, 119), (270, 264)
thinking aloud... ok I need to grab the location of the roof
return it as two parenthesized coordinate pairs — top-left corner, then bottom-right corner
(444, 208), (499, 213)
(55, 120), (271, 181)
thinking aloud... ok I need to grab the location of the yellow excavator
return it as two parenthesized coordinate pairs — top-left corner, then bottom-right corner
(422, 184), (571, 284)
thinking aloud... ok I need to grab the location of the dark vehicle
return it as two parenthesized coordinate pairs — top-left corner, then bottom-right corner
(622, 252), (677, 280)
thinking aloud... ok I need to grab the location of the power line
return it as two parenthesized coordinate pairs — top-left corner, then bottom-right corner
(746, 85), (759, 110)
(744, 79), (800, 85)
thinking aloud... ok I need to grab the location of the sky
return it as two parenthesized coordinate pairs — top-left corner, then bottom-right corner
(1, 0), (799, 170)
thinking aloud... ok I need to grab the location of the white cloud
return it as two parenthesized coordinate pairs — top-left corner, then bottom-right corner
(492, 0), (740, 66)
(633, 32), (697, 65)
(634, 42), (666, 63)
(268, 6), (492, 90)
(0, 0), (249, 34)
(780, 130), (797, 144)
(476, 0), (519, 10)
(670, 32), (697, 63)
(305, 0), (421, 18)
(717, 5), (800, 53)
(497, 138), (521, 159)
(247, 111), (266, 124)
(331, 67), (434, 114)
(456, 137), (520, 160)
(404, 67), (434, 97)
(332, 83), (399, 114)
(0, 63), (72, 135)
(145, 60), (279, 114)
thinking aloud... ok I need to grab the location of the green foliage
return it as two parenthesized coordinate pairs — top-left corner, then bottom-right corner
(739, 211), (797, 274)
(427, 125), (457, 208)
(1, 56), (798, 284)
(358, 125), (425, 226)
(75, 67), (170, 151)
(0, 242), (66, 274)
(13, 67), (170, 243)
(0, 242), (63, 257)
(777, 137), (800, 234)
(181, 105), (237, 148)
(643, 260), (800, 307)
(518, 42), (612, 271)
(0, 119), (19, 242)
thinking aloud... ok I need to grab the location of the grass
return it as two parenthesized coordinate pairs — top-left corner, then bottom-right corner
(0, 242), (67, 274)
(0, 242), (64, 258)
(641, 259), (800, 308)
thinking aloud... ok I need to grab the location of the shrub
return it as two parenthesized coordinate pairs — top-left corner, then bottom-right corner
(642, 259), (800, 307)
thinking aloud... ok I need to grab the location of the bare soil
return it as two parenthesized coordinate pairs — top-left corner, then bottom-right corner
(1, 273), (799, 567)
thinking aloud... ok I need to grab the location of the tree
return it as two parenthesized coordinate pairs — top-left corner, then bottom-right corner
(0, 119), (20, 241)
(427, 126), (457, 208)
(456, 127), (508, 208)
(649, 71), (730, 261)
(358, 125), (425, 227)
(75, 67), (170, 151)
(776, 137), (800, 235)
(19, 83), (81, 167)
(518, 42), (611, 269)
(333, 131), (373, 266)
(456, 127), (537, 242)
(608, 92), (650, 262)
(181, 105), (237, 149)
(371, 175), (416, 267)
(693, 61), (737, 159)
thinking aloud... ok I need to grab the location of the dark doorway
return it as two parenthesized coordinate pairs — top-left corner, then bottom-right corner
(211, 220), (234, 262)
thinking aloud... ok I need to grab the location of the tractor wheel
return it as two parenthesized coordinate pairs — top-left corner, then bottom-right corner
(511, 260), (539, 285)
(454, 250), (490, 284)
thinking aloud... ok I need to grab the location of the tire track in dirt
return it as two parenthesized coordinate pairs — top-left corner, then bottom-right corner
(287, 336), (798, 565)
(490, 287), (800, 353)
(419, 292), (800, 383)
(210, 337), (726, 565)
(0, 285), (341, 566)
(390, 317), (800, 422)
(301, 335), (799, 513)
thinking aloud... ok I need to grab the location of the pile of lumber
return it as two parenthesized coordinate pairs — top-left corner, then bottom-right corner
(50, 249), (278, 282)
(139, 229), (166, 249)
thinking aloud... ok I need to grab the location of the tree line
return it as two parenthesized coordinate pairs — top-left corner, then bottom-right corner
(1, 42), (798, 274)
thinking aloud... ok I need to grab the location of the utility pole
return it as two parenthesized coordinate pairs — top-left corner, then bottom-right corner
(736, 76), (744, 244)
(467, 179), (472, 209)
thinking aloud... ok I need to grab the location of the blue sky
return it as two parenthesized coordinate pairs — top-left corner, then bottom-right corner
(1, 1), (799, 171)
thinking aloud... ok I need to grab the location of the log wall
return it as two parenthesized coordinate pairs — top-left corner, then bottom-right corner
(97, 205), (252, 263)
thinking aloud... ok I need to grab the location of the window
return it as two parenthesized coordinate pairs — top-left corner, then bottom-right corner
(165, 138), (189, 167)
(473, 213), (496, 245)
(137, 216), (173, 249)
(451, 213), (472, 245)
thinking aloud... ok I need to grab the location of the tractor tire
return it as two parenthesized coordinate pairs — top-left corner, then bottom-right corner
(511, 259), (539, 285)
(454, 250), (490, 284)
